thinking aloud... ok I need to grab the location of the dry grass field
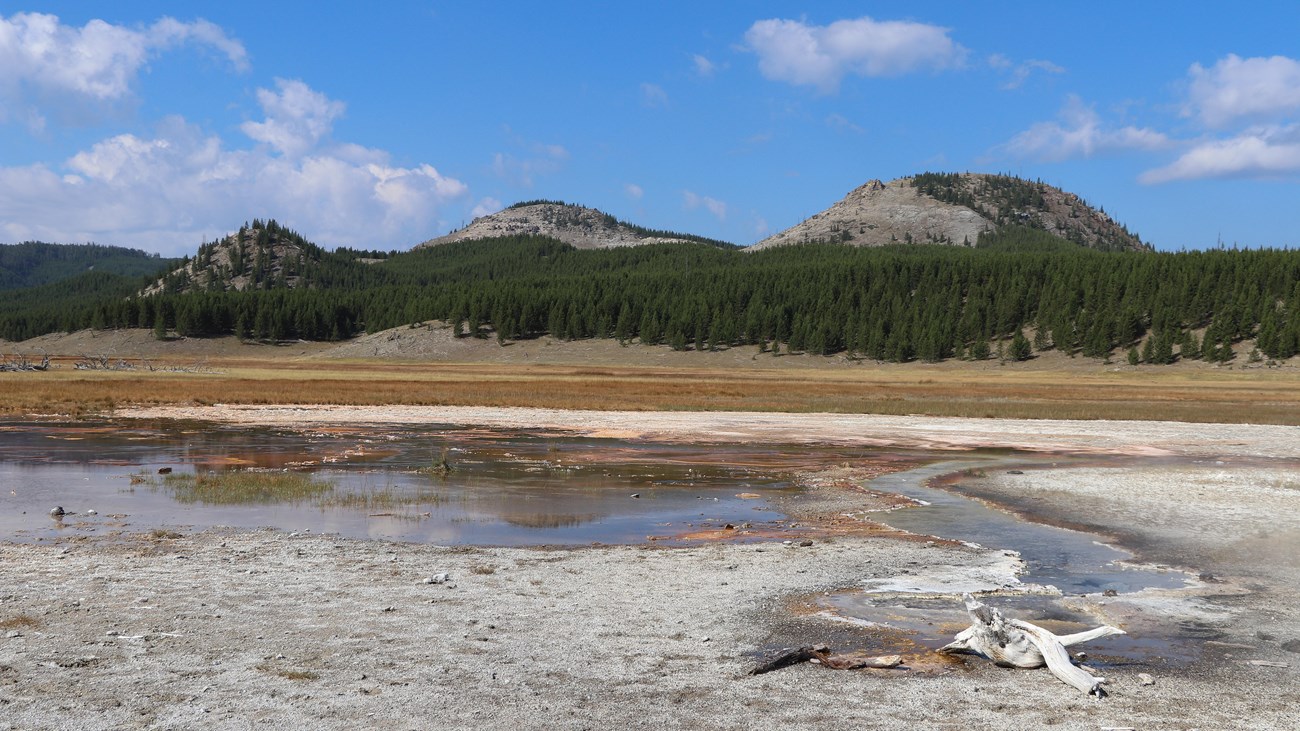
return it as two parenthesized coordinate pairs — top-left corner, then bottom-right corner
(4, 354), (1300, 424)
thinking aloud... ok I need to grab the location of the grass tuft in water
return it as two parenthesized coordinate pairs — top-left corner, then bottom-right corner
(151, 471), (335, 505)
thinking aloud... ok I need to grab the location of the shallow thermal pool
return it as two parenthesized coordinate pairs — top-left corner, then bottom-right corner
(0, 418), (901, 545)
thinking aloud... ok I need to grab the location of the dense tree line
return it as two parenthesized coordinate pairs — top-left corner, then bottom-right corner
(0, 242), (178, 292)
(4, 228), (1299, 364)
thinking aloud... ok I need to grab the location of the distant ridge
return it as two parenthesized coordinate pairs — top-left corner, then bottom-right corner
(417, 201), (736, 250)
(751, 173), (1149, 253)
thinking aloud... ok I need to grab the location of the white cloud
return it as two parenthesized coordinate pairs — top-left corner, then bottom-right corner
(491, 129), (568, 187)
(683, 190), (727, 221)
(241, 78), (344, 157)
(989, 54), (1064, 90)
(1140, 125), (1300, 183)
(744, 16), (965, 93)
(624, 183), (643, 200)
(471, 197), (503, 219)
(999, 95), (1170, 162)
(693, 54), (716, 77)
(0, 84), (468, 254)
(640, 82), (669, 108)
(0, 12), (247, 129)
(1187, 54), (1300, 128)
(825, 113), (864, 134)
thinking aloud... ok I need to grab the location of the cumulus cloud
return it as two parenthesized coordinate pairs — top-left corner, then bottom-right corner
(471, 197), (503, 219)
(241, 78), (344, 157)
(999, 95), (1170, 162)
(683, 190), (727, 221)
(624, 183), (644, 200)
(1187, 54), (1300, 128)
(1140, 125), (1300, 183)
(0, 12), (247, 129)
(0, 83), (467, 254)
(744, 15), (965, 92)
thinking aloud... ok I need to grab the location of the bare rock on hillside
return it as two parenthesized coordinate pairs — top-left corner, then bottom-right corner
(751, 173), (1148, 253)
(417, 202), (732, 250)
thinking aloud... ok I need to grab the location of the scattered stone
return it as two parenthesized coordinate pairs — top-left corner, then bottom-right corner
(630, 493), (640, 499)
(1103, 589), (1118, 597)
(157, 467), (172, 474)
(86, 509), (97, 516)
(1280, 639), (1300, 653)
(49, 506), (65, 517)
(425, 573), (451, 584)
(799, 540), (814, 547)
(1007, 470), (1024, 475)
(1138, 673), (1155, 686)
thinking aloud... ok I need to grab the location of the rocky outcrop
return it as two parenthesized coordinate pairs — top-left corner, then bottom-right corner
(417, 202), (730, 250)
(142, 220), (321, 296)
(751, 173), (1148, 253)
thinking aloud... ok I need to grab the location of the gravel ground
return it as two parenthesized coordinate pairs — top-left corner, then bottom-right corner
(1, 408), (1298, 729)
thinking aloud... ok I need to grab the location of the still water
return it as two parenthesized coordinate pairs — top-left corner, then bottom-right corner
(0, 419), (891, 545)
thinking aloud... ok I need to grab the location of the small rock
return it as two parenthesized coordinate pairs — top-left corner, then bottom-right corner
(49, 506), (65, 517)
(157, 467), (172, 474)
(425, 573), (451, 584)
(701, 636), (711, 643)
(799, 540), (813, 547)
(86, 509), (97, 516)
(1103, 589), (1118, 597)
(1280, 639), (1300, 653)
(630, 493), (641, 499)
(1075, 652), (1087, 661)
(1007, 470), (1024, 475)
(1138, 672), (1155, 686)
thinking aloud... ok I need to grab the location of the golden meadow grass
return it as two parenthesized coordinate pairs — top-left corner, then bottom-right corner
(6, 357), (1300, 424)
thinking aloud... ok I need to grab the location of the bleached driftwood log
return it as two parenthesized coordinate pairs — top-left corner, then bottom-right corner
(940, 593), (1125, 696)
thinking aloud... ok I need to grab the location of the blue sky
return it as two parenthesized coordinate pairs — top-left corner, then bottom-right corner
(2, 2), (1299, 255)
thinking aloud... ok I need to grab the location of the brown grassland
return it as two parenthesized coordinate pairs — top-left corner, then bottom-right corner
(4, 355), (1300, 424)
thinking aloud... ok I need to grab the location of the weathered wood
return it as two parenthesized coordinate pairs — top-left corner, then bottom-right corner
(940, 593), (1125, 696)
(816, 652), (902, 670)
(750, 645), (903, 674)
(749, 645), (827, 675)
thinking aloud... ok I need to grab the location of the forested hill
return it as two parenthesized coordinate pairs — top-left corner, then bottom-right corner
(752, 173), (1148, 253)
(0, 242), (178, 291)
(4, 227), (1298, 366)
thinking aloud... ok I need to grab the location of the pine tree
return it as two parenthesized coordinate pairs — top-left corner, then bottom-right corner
(1009, 330), (1032, 361)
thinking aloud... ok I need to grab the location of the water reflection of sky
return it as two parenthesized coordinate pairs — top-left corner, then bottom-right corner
(1, 419), (884, 545)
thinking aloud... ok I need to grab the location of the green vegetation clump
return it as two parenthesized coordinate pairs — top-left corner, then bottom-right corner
(152, 471), (334, 505)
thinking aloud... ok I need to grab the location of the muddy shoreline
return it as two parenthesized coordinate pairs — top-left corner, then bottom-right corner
(1, 407), (1297, 729)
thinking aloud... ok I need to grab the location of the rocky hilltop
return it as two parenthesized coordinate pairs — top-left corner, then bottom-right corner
(417, 201), (734, 250)
(751, 173), (1148, 252)
(142, 219), (331, 296)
